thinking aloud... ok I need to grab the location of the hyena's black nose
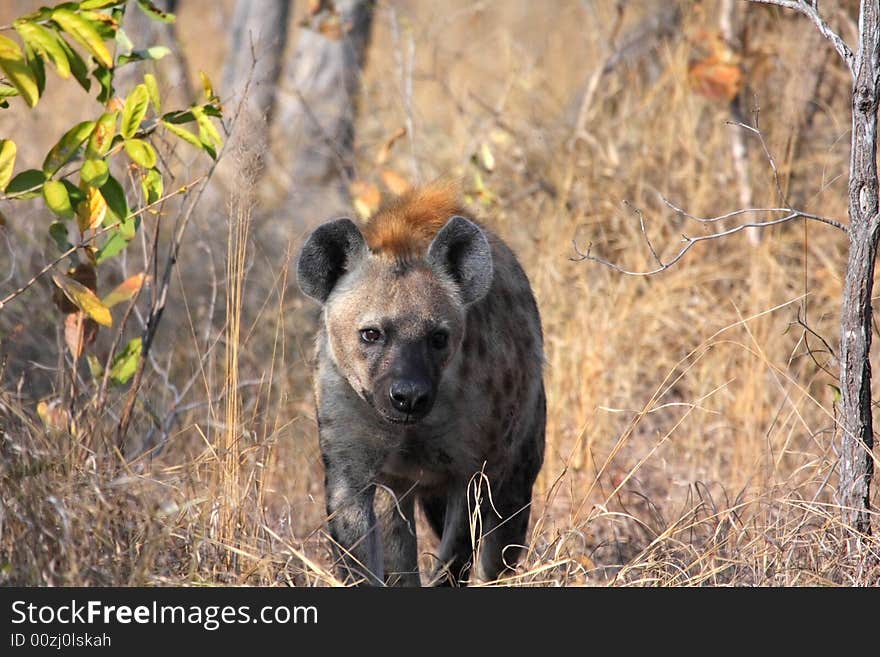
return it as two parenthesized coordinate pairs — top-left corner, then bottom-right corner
(389, 380), (431, 415)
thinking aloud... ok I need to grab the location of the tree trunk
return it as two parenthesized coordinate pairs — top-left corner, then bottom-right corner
(221, 0), (292, 126)
(260, 0), (375, 230)
(217, 0), (292, 195)
(838, 0), (880, 541)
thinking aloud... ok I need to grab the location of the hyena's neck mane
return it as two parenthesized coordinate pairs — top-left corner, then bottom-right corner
(363, 181), (465, 259)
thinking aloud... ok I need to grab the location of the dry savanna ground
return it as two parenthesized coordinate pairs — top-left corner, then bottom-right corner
(1, 0), (879, 586)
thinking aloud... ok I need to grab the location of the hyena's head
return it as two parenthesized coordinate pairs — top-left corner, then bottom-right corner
(297, 212), (493, 424)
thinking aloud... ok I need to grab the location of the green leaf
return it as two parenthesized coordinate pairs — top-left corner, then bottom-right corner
(43, 179), (74, 218)
(86, 111), (117, 158)
(117, 46), (171, 66)
(162, 119), (201, 149)
(5, 169), (46, 198)
(56, 36), (90, 92)
(79, 11), (118, 41)
(52, 9), (113, 69)
(49, 220), (71, 252)
(121, 84), (149, 138)
(95, 230), (128, 263)
(141, 167), (163, 204)
(93, 64), (113, 104)
(144, 73), (160, 113)
(99, 174), (128, 223)
(0, 139), (16, 190)
(24, 42), (45, 97)
(161, 109), (195, 124)
(0, 35), (39, 107)
(15, 22), (71, 79)
(124, 138), (157, 168)
(109, 337), (141, 384)
(81, 159), (109, 187)
(61, 179), (86, 208)
(42, 120), (96, 175)
(136, 0), (175, 23)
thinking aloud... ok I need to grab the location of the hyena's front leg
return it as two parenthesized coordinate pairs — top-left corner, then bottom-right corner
(323, 456), (384, 586)
(375, 484), (420, 586)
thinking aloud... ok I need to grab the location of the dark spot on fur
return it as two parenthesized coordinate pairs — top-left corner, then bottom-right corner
(435, 449), (453, 465)
(462, 335), (473, 357)
(500, 288), (513, 311)
(503, 368), (514, 394)
(460, 359), (470, 380)
(477, 335), (487, 358)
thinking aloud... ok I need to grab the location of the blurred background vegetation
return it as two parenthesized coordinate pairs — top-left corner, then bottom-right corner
(1, 0), (876, 585)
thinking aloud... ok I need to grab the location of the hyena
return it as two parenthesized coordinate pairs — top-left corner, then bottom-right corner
(297, 181), (545, 586)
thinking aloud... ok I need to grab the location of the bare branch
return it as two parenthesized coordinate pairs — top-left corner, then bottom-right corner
(749, 0), (854, 75)
(573, 212), (838, 276)
(660, 195), (848, 232)
(623, 200), (663, 268)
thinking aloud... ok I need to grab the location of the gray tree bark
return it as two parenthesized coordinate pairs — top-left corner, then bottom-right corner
(221, 0), (292, 127)
(838, 0), (879, 542)
(260, 0), (375, 230)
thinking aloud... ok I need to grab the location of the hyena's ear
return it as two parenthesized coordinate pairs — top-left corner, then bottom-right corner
(427, 215), (493, 305)
(297, 218), (367, 303)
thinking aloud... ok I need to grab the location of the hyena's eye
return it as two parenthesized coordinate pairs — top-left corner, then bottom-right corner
(360, 328), (383, 344)
(430, 330), (449, 350)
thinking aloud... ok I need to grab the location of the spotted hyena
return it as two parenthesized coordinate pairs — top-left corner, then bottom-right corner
(297, 181), (545, 586)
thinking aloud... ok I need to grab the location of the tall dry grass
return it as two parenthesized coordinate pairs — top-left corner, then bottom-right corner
(1, 0), (879, 586)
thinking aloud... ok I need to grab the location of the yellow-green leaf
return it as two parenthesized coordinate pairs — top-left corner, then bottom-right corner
(86, 111), (117, 158)
(52, 8), (113, 69)
(77, 186), (107, 232)
(81, 158), (109, 187)
(51, 272), (112, 327)
(136, 0), (175, 23)
(162, 119), (201, 149)
(0, 35), (39, 107)
(0, 139), (16, 189)
(109, 337), (141, 384)
(144, 72), (160, 113)
(43, 179), (73, 218)
(43, 120), (96, 175)
(81, 1), (124, 10)
(193, 106), (222, 150)
(121, 84), (149, 139)
(15, 22), (70, 79)
(102, 272), (146, 307)
(141, 167), (162, 204)
(124, 138), (157, 168)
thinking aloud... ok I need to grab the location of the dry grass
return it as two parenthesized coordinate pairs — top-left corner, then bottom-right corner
(2, 0), (880, 587)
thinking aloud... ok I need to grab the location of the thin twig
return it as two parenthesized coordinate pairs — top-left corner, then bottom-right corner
(749, 0), (854, 75)
(660, 195), (848, 232)
(573, 212), (833, 276)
